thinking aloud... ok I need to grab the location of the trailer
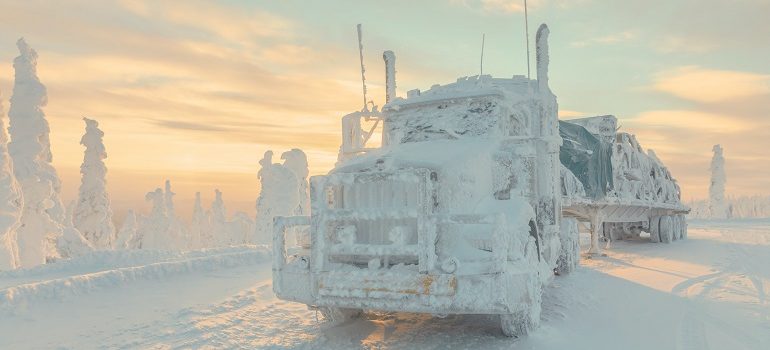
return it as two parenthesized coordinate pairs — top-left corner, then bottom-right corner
(272, 24), (689, 337)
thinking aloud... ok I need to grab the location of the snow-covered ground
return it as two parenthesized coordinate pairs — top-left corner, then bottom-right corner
(1, 220), (768, 349)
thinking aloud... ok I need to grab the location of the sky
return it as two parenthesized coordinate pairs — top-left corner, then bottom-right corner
(0, 0), (768, 222)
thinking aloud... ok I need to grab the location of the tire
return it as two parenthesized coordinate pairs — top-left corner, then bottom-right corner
(556, 217), (580, 275)
(649, 216), (661, 243)
(659, 216), (673, 243)
(319, 307), (362, 324)
(501, 310), (536, 338)
(670, 216), (677, 240)
(679, 215), (688, 239)
(501, 273), (542, 337)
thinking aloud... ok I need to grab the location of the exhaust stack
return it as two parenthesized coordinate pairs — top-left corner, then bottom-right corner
(383, 50), (396, 103)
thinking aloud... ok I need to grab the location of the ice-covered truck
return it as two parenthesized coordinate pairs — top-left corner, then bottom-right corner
(272, 24), (689, 337)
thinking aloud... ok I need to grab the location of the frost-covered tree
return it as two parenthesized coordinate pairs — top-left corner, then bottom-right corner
(281, 149), (309, 216)
(73, 118), (115, 249)
(189, 192), (210, 249)
(164, 179), (175, 218)
(209, 189), (227, 246)
(164, 180), (189, 249)
(8, 38), (71, 266)
(58, 201), (94, 258)
(254, 150), (301, 244)
(139, 188), (170, 249)
(709, 144), (727, 219)
(228, 211), (254, 245)
(139, 181), (189, 250)
(114, 210), (139, 249)
(0, 94), (23, 270)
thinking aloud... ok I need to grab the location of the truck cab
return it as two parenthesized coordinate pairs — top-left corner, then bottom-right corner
(272, 24), (573, 336)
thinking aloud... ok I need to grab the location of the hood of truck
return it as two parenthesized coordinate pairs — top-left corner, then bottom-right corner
(333, 139), (498, 175)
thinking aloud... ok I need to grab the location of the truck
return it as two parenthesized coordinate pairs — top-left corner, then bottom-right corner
(271, 24), (689, 337)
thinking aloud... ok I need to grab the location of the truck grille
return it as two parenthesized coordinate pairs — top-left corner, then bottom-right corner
(322, 169), (432, 266)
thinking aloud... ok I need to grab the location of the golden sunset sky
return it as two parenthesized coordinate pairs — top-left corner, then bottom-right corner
(0, 0), (768, 222)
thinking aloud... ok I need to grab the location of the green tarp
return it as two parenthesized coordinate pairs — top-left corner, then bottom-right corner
(559, 121), (614, 199)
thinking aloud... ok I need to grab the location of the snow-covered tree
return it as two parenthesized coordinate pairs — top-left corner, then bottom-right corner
(73, 118), (115, 249)
(190, 192), (210, 249)
(228, 211), (254, 245)
(709, 144), (727, 219)
(0, 93), (23, 270)
(138, 180), (190, 250)
(138, 188), (171, 249)
(164, 179), (175, 218)
(209, 189), (227, 246)
(254, 150), (301, 244)
(58, 201), (94, 258)
(114, 210), (139, 249)
(8, 38), (73, 266)
(281, 149), (309, 216)
(165, 180), (190, 249)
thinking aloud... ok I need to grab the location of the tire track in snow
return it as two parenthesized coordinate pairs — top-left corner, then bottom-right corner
(673, 276), (710, 350)
(136, 282), (334, 349)
(672, 226), (770, 350)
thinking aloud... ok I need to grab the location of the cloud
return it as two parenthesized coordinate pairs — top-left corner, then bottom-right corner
(654, 36), (717, 54)
(571, 31), (635, 48)
(628, 110), (750, 133)
(118, 0), (294, 44)
(451, 0), (585, 14)
(480, 0), (527, 13)
(558, 109), (587, 118)
(652, 66), (770, 103)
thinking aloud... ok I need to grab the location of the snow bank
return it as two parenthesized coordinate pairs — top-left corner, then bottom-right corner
(0, 246), (269, 313)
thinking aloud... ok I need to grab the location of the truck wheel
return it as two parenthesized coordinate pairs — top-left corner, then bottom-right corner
(501, 310), (535, 337)
(671, 216), (679, 241)
(501, 276), (542, 337)
(649, 216), (661, 243)
(556, 217), (580, 275)
(319, 307), (362, 324)
(679, 215), (688, 239)
(671, 215), (682, 240)
(659, 216), (673, 243)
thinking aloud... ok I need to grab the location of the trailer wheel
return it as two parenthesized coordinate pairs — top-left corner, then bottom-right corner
(679, 215), (688, 239)
(319, 307), (362, 324)
(671, 215), (681, 242)
(649, 216), (661, 243)
(659, 216), (673, 243)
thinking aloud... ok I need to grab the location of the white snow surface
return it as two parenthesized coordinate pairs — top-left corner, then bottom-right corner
(1, 220), (767, 349)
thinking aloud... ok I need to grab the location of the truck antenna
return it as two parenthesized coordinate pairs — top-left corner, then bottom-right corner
(357, 24), (368, 112)
(480, 33), (486, 76)
(524, 0), (531, 80)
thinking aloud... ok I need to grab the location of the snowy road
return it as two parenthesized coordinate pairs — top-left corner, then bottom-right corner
(1, 221), (769, 349)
